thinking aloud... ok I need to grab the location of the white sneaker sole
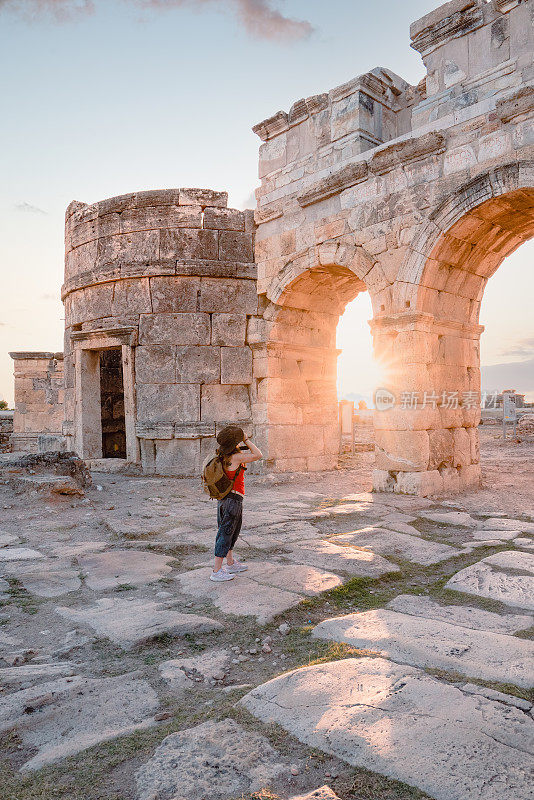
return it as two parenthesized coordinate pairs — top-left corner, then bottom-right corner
(209, 573), (235, 582)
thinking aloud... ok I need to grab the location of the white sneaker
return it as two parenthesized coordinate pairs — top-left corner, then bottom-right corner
(209, 568), (235, 582)
(225, 560), (248, 573)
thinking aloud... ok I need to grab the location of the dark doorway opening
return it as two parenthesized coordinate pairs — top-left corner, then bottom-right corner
(100, 348), (126, 459)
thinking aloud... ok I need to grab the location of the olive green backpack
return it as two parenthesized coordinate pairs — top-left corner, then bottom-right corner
(202, 455), (244, 500)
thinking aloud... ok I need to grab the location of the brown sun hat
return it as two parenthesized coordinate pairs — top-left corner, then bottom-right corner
(216, 425), (244, 455)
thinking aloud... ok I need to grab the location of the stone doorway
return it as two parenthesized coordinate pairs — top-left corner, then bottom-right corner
(71, 329), (138, 464)
(100, 348), (126, 459)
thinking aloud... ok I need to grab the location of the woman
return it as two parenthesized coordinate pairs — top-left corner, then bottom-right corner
(210, 426), (263, 582)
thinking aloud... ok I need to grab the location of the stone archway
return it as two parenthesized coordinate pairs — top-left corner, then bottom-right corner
(252, 235), (379, 472)
(373, 164), (534, 495)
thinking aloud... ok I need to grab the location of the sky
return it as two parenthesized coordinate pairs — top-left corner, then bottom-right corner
(1, 0), (533, 406)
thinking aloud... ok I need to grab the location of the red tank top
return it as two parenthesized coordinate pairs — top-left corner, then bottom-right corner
(224, 463), (245, 496)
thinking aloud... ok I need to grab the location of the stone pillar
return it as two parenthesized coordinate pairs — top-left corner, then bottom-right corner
(62, 188), (259, 475)
(8, 352), (65, 453)
(370, 312), (482, 495)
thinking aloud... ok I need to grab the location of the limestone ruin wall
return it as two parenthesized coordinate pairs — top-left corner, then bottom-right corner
(61, 189), (260, 475)
(252, 0), (534, 493)
(8, 352), (64, 453)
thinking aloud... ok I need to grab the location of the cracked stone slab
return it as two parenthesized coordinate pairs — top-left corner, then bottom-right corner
(387, 595), (533, 634)
(0, 548), (45, 562)
(483, 551), (534, 573)
(56, 597), (222, 649)
(312, 609), (534, 687)
(240, 520), (324, 549)
(135, 718), (287, 800)
(78, 550), (174, 591)
(514, 537), (534, 550)
(243, 561), (343, 595)
(461, 683), (532, 711)
(159, 649), (231, 690)
(330, 527), (460, 565)
(445, 551), (534, 610)
(176, 567), (304, 624)
(3, 561), (81, 597)
(0, 662), (76, 686)
(0, 673), (159, 771)
(481, 519), (534, 534)
(472, 529), (520, 540)
(48, 541), (109, 558)
(313, 502), (391, 520)
(377, 516), (422, 536)
(418, 511), (477, 527)
(284, 540), (399, 577)
(241, 657), (534, 800)
(0, 534), (19, 547)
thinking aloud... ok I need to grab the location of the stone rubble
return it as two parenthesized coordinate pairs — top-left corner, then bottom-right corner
(135, 719), (288, 800)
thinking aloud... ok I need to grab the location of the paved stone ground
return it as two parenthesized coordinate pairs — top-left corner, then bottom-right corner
(0, 428), (532, 799)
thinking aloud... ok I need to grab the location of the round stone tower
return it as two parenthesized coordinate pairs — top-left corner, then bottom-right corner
(62, 188), (258, 475)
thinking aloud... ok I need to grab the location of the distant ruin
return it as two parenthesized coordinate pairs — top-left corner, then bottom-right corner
(9, 0), (534, 494)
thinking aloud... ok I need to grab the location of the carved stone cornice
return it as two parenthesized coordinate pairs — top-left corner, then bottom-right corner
(297, 161), (369, 208)
(70, 326), (138, 348)
(9, 351), (64, 361)
(369, 132), (446, 175)
(496, 86), (534, 123)
(410, 0), (484, 57)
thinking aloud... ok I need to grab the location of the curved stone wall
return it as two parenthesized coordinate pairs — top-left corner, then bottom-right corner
(62, 188), (258, 475)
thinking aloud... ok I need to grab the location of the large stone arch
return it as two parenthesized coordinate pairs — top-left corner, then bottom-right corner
(253, 235), (377, 472)
(372, 163), (534, 495)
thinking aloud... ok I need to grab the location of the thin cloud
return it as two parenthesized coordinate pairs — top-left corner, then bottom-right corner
(14, 201), (47, 214)
(1, 0), (313, 40)
(0, 0), (94, 20)
(500, 337), (534, 359)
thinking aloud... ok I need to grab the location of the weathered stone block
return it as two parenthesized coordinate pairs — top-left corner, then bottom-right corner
(119, 205), (201, 233)
(374, 430), (430, 472)
(136, 422), (174, 439)
(201, 385), (250, 421)
(218, 232), (254, 262)
(137, 384), (200, 423)
(174, 422), (215, 439)
(135, 346), (176, 384)
(178, 188), (228, 207)
(203, 207), (244, 231)
(97, 231), (159, 267)
(200, 279), (258, 314)
(149, 277), (200, 312)
(452, 426), (471, 467)
(111, 278), (152, 316)
(468, 426), (480, 463)
(394, 470), (444, 497)
(139, 313), (211, 346)
(160, 229), (218, 261)
(428, 428), (454, 470)
(220, 347), (253, 385)
(175, 346), (220, 384)
(154, 438), (200, 476)
(268, 424), (324, 459)
(212, 314), (247, 346)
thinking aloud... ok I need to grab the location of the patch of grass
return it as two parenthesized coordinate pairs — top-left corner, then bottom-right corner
(114, 584), (137, 592)
(4, 578), (41, 615)
(426, 668), (534, 703)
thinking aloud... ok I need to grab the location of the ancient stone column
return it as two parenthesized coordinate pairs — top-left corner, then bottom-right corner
(62, 188), (258, 475)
